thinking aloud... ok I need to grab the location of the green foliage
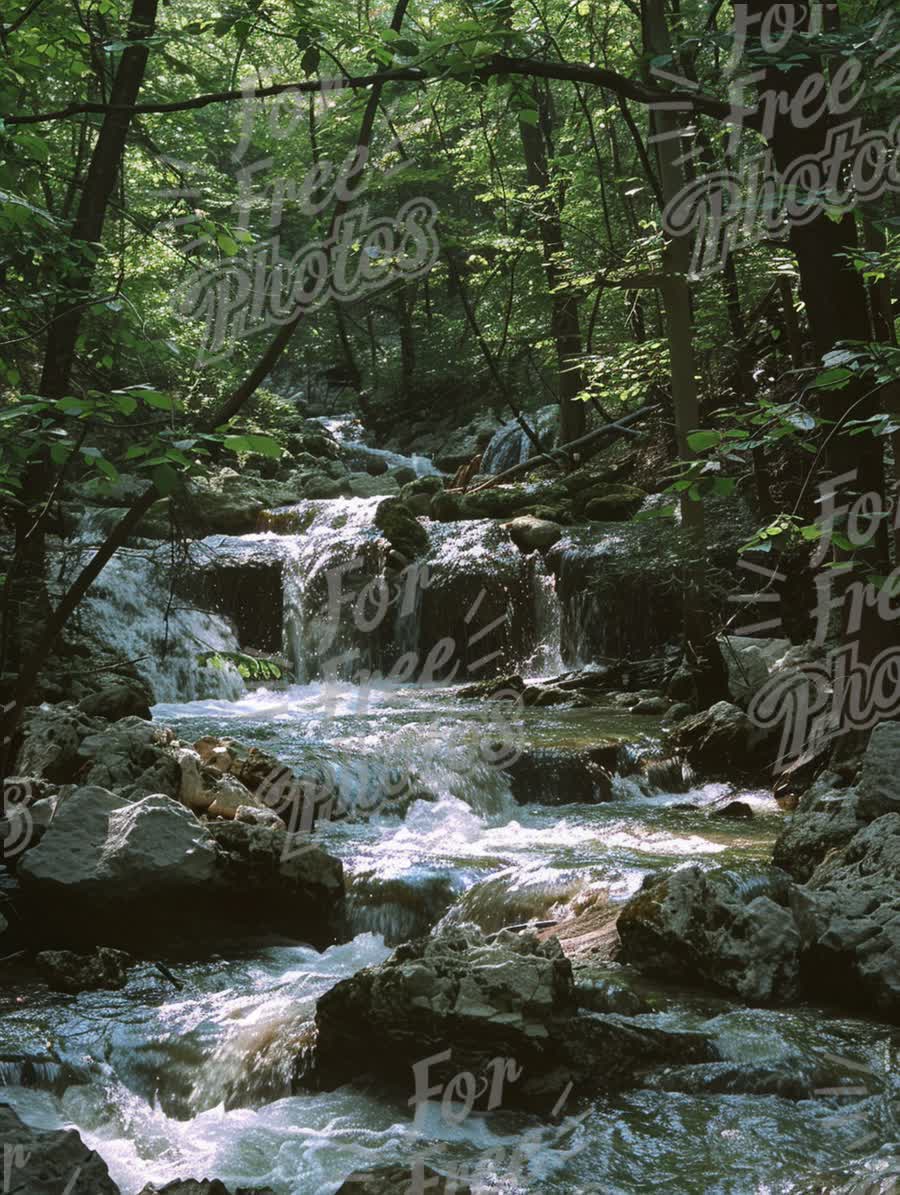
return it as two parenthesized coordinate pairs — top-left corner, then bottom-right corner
(198, 650), (285, 682)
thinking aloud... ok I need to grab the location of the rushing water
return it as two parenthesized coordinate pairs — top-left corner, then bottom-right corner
(11, 455), (899, 1194)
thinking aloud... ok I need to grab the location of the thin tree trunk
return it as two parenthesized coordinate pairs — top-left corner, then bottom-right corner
(518, 88), (587, 445)
(643, 0), (722, 702)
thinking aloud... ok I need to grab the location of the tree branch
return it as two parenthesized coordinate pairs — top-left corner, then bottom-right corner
(8, 54), (742, 126)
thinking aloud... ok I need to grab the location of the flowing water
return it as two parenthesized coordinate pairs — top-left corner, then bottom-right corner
(7, 463), (899, 1194)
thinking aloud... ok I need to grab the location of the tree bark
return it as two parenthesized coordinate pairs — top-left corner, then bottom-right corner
(518, 87), (587, 445)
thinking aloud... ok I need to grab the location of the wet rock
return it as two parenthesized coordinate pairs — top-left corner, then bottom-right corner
(374, 497), (429, 561)
(772, 775), (865, 882)
(505, 515), (562, 553)
(336, 1166), (470, 1194)
(791, 813), (900, 1020)
(139, 1183), (276, 1195)
(663, 702), (693, 723)
(710, 800), (754, 820)
(304, 926), (715, 1106)
(207, 818), (345, 949)
(577, 483), (646, 521)
(17, 706), (179, 798)
(347, 472), (399, 498)
(76, 677), (153, 722)
(0, 1102), (119, 1193)
(18, 787), (345, 951)
(177, 470), (299, 535)
(36, 946), (132, 994)
(506, 745), (615, 804)
(630, 695), (669, 715)
(668, 700), (777, 775)
(646, 1061), (813, 1100)
(857, 720), (900, 820)
(574, 973), (653, 1016)
(617, 866), (801, 1004)
(718, 635), (791, 707)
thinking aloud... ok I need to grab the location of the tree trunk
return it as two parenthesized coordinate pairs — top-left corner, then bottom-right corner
(518, 89), (587, 445)
(744, 0), (888, 656)
(642, 0), (723, 702)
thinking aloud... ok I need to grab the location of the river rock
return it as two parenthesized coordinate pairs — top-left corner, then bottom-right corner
(77, 717), (180, 798)
(207, 818), (345, 948)
(790, 813), (900, 1020)
(18, 706), (180, 798)
(139, 1183), (276, 1195)
(856, 720), (900, 820)
(76, 677), (153, 722)
(336, 1166), (470, 1194)
(0, 1102), (120, 1193)
(36, 946), (132, 994)
(374, 497), (429, 560)
(505, 515), (562, 553)
(573, 482), (646, 521)
(17, 787), (345, 951)
(347, 472), (399, 498)
(710, 800), (754, 820)
(717, 635), (791, 707)
(617, 866), (801, 1004)
(304, 926), (715, 1106)
(772, 775), (864, 882)
(668, 700), (777, 774)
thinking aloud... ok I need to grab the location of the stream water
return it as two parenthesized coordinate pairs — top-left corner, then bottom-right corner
(3, 444), (898, 1194)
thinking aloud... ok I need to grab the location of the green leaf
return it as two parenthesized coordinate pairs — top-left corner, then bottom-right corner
(518, 110), (539, 126)
(813, 367), (853, 390)
(223, 434), (282, 458)
(216, 233), (240, 256)
(686, 429), (721, 452)
(152, 463), (179, 495)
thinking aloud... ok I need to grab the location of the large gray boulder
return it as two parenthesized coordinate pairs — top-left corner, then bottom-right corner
(303, 926), (715, 1107)
(0, 1103), (119, 1193)
(668, 700), (778, 775)
(18, 787), (345, 952)
(76, 718), (180, 799)
(617, 866), (801, 1004)
(208, 818), (345, 948)
(791, 813), (900, 1021)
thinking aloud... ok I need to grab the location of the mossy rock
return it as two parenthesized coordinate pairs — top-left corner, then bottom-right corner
(374, 498), (429, 560)
(401, 474), (444, 498)
(578, 483), (647, 521)
(430, 490), (461, 521)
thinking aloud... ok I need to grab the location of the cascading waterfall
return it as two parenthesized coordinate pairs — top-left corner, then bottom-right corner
(480, 404), (558, 474)
(66, 525), (245, 703)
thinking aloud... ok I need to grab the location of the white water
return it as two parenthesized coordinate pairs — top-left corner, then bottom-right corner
(18, 428), (896, 1195)
(72, 539), (244, 702)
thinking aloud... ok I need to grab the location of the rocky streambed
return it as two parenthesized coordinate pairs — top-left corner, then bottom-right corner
(1, 677), (898, 1194)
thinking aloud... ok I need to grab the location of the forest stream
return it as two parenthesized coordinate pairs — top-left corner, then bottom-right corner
(1, 424), (897, 1195)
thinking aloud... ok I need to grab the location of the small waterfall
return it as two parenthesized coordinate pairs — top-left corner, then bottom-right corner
(263, 498), (401, 681)
(313, 412), (441, 476)
(522, 554), (564, 677)
(548, 523), (683, 666)
(480, 404), (558, 475)
(70, 540), (244, 703)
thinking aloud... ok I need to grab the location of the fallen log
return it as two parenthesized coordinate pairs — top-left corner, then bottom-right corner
(456, 402), (660, 494)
